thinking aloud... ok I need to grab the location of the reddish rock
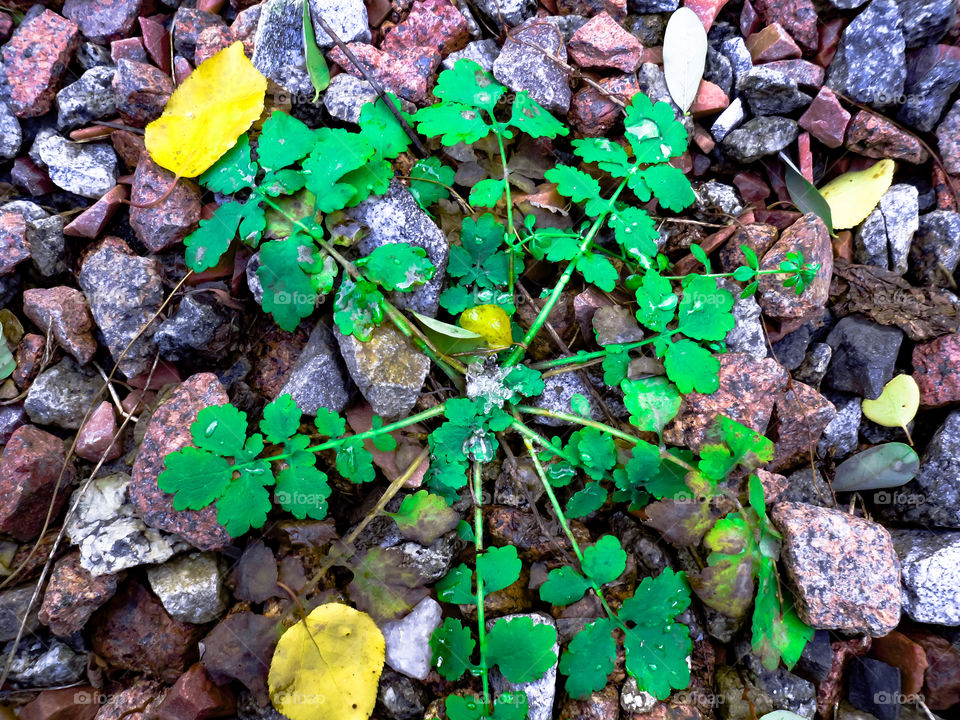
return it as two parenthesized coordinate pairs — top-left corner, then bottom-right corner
(129, 153), (202, 253)
(683, 0), (729, 30)
(155, 664), (236, 720)
(570, 73), (641, 136)
(913, 332), (960, 407)
(753, 209), (802, 229)
(846, 110), (929, 164)
(558, 0), (626, 20)
(63, 0), (149, 43)
(769, 381), (836, 472)
(2, 9), (80, 118)
(19, 687), (99, 720)
(763, 58), (824, 90)
(937, 100), (960, 175)
(871, 631), (928, 696)
(64, 184), (128, 238)
(92, 581), (203, 681)
(330, 43), (441, 104)
(933, 165), (958, 212)
(0, 211), (30, 275)
(798, 131), (813, 182)
(906, 630), (960, 710)
(773, 502), (900, 636)
(741, 0), (761, 36)
(733, 172), (770, 206)
(559, 685), (619, 720)
(174, 55), (194, 84)
(198, 0), (227, 11)
(76, 401), (123, 462)
(626, 703), (703, 720)
(129, 373), (232, 550)
(194, 24), (234, 65)
(173, 7), (225, 59)
(11, 157), (56, 196)
(111, 36), (148, 63)
(758, 213), (833, 320)
(201, 612), (280, 705)
(756, 468), (789, 503)
(664, 353), (789, 452)
(753, 0), (818, 53)
(113, 59), (175, 126)
(0, 11), (12, 41)
(231, 5), (261, 57)
(0, 425), (75, 541)
(140, 15), (171, 74)
(12, 334), (45, 388)
(746, 23), (801, 62)
(112, 129), (147, 169)
(22, 286), (98, 364)
(689, 79), (729, 116)
(817, 636), (872, 716)
(381, 0), (469, 56)
(39, 551), (120, 637)
(568, 12), (642, 73)
(720, 222), (778, 271)
(94, 677), (165, 720)
(815, 18), (844, 68)
(799, 87), (850, 149)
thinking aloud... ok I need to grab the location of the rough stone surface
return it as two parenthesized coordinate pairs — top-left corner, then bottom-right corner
(147, 552), (228, 623)
(37, 134), (117, 199)
(78, 236), (164, 377)
(568, 12), (643, 72)
(488, 613), (559, 720)
(0, 102), (21, 162)
(63, 0), (146, 43)
(853, 184), (919, 274)
(39, 551), (120, 636)
(897, 45), (960, 132)
(746, 23), (801, 62)
(907, 630), (960, 709)
(913, 331), (960, 407)
(382, 596), (442, 680)
(156, 293), (235, 362)
(442, 38), (501, 72)
(899, 0), (957, 48)
(18, 688), (99, 720)
(722, 116), (798, 163)
(55, 65), (115, 130)
(847, 658), (901, 720)
(323, 73), (380, 124)
(908, 210), (960, 285)
(890, 529), (960, 626)
(570, 72), (640, 136)
(846, 110), (930, 164)
(2, 10), (80, 118)
(22, 286), (97, 364)
(493, 17), (571, 114)
(381, 0), (469, 56)
(113, 59), (175, 126)
(722, 282), (768, 360)
(0, 585), (40, 642)
(758, 213), (833, 320)
(738, 66), (810, 116)
(130, 374), (232, 550)
(530, 371), (598, 427)
(817, 392), (862, 460)
(772, 502), (901, 636)
(309, 0), (371, 48)
(0, 211), (30, 276)
(75, 401), (122, 462)
(937, 99), (960, 173)
(769, 382), (837, 472)
(4, 635), (88, 687)
(155, 664), (236, 720)
(129, 154), (202, 253)
(64, 184), (127, 238)
(25, 214), (67, 277)
(799, 87), (851, 149)
(278, 320), (352, 415)
(172, 7), (226, 59)
(824, 314), (903, 399)
(753, 0), (819, 52)
(24, 356), (101, 430)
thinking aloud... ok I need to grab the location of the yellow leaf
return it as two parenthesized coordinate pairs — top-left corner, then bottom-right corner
(460, 304), (512, 349)
(862, 374), (919, 444)
(818, 159), (895, 230)
(268, 603), (385, 720)
(145, 42), (267, 178)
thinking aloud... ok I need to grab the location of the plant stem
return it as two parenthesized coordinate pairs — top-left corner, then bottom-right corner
(660, 268), (797, 281)
(305, 404), (447, 454)
(508, 420), (577, 465)
(494, 131), (516, 302)
(530, 339), (653, 370)
(472, 461), (491, 713)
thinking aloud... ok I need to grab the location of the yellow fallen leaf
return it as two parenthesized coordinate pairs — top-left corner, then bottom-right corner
(862, 374), (919, 445)
(460, 304), (512, 349)
(818, 158), (895, 230)
(145, 41), (267, 178)
(268, 603), (385, 720)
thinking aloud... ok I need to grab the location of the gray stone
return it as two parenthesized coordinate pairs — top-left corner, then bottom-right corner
(473, 0), (537, 28)
(335, 324), (430, 420)
(530, 371), (597, 426)
(493, 17), (571, 114)
(55, 66), (116, 130)
(695, 181), (744, 219)
(0, 586), (40, 642)
(909, 210), (960, 285)
(323, 73), (379, 123)
(396, 535), (459, 583)
(443, 38), (501, 72)
(77, 41), (112, 69)
(65, 474), (180, 576)
(620, 677), (657, 714)
(278, 320), (352, 415)
(890, 529), (960, 625)
(37, 134), (117, 199)
(245, 252), (264, 303)
(146, 552), (228, 624)
(898, 48), (960, 132)
(3, 636), (87, 686)
(794, 342), (833, 388)
(626, 14), (667, 46)
(24, 357), (101, 430)
(309, 0), (370, 48)
(817, 391), (862, 460)
(26, 215), (67, 277)
(378, 669), (426, 720)
(629, 0), (677, 10)
(0, 102), (21, 161)
(938, 99), (960, 174)
(738, 67), (811, 116)
(1, 200), (47, 222)
(742, 652), (818, 719)
(781, 467), (835, 508)
(711, 97), (746, 142)
(824, 314), (903, 399)
(489, 613), (558, 720)
(553, 15), (589, 42)
(897, 0), (957, 47)
(773, 325), (813, 371)
(722, 117), (799, 163)
(705, 46), (734, 97)
(592, 305), (643, 345)
(382, 596), (442, 680)
(724, 290), (768, 360)
(637, 62), (682, 120)
(720, 35), (753, 87)
(155, 294), (235, 362)
(826, 0), (907, 108)
(853, 184), (919, 274)
(349, 180), (449, 316)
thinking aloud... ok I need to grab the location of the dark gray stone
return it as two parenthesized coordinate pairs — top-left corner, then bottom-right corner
(897, 47), (960, 132)
(826, 0), (907, 108)
(0, 586), (40, 642)
(781, 467), (835, 508)
(530, 371), (597, 426)
(908, 210), (960, 286)
(278, 320), (352, 415)
(473, 0), (537, 28)
(24, 357), (101, 430)
(443, 38), (501, 72)
(155, 294), (236, 362)
(36, 134), (118, 199)
(742, 652), (817, 719)
(853, 184), (918, 274)
(378, 669), (426, 720)
(3, 636), (88, 686)
(720, 36), (753, 87)
(890, 528), (960, 625)
(794, 342), (832, 388)
(55, 66), (116, 130)
(937, 99), (960, 174)
(26, 215), (67, 277)
(629, 0), (678, 10)
(797, 630), (833, 684)
(824, 314), (903, 399)
(626, 14), (667, 46)
(848, 658), (901, 720)
(76, 41), (112, 69)
(705, 46), (733, 97)
(738, 67), (811, 116)
(897, 0), (957, 47)
(773, 325), (813, 371)
(0, 101), (21, 161)
(722, 117), (799, 163)
(817, 391), (862, 460)
(493, 17), (570, 114)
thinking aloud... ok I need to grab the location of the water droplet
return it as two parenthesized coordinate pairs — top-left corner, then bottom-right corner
(204, 421), (219, 437)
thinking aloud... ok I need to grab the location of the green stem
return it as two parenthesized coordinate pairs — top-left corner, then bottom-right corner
(660, 268), (794, 281)
(472, 461), (491, 713)
(508, 420), (577, 466)
(530, 339), (653, 371)
(305, 404), (446, 454)
(494, 130), (516, 303)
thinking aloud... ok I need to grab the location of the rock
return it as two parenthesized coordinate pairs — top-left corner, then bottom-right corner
(913, 332), (960, 407)
(853, 184), (919, 274)
(937, 99), (960, 173)
(570, 73), (641, 136)
(0, 585), (39, 641)
(890, 529), (960, 625)
(233, 542), (279, 603)
(906, 631), (960, 709)
(488, 613), (559, 720)
(752, 0), (819, 52)
(493, 17), (571, 114)
(349, 180), (448, 316)
(758, 213), (832, 320)
(323, 73), (379, 124)
(845, 110), (929, 164)
(817, 391), (861, 459)
(277, 320), (351, 415)
(772, 502), (900, 636)
(690, 79), (730, 116)
(685, 0), (731, 29)
(129, 154), (201, 253)
(3, 636), (88, 686)
(722, 116), (798, 163)
(763, 59), (824, 91)
(799, 87), (851, 149)
(194, 25), (234, 65)
(12, 335), (45, 390)
(0, 101), (21, 161)
(769, 382), (836, 472)
(664, 353), (789, 451)
(19, 689), (99, 720)
(848, 658), (901, 720)
(130, 374), (232, 550)
(55, 65), (115, 130)
(871, 631), (928, 696)
(63, 0), (147, 43)
(794, 341), (832, 388)
(39, 551), (119, 636)
(92, 580), (203, 681)
(10, 157), (55, 196)
(2, 9), (80, 118)
(559, 684), (619, 720)
(705, 46), (734, 95)
(568, 12), (643, 72)
(112, 36), (148, 64)
(64, 184), (127, 239)
(621, 676), (657, 713)
(75, 401), (122, 462)
(824, 315), (903, 399)
(592, 305), (644, 345)
(172, 7), (226, 59)
(309, 0), (371, 49)
(711, 97), (746, 142)
(381, 0), (469, 56)
(66, 473), (179, 575)
(443, 39), (501, 72)
(330, 42), (441, 108)
(22, 286), (97, 364)
(746, 23), (801, 62)
(156, 664), (236, 720)
(201, 612), (280, 705)
(898, 0), (956, 48)
(113, 59), (175, 126)
(722, 284), (768, 360)
(24, 357), (101, 430)
(741, 652), (818, 719)
(147, 552), (228, 624)
(897, 46), (960, 132)
(0, 404), (27, 445)
(78, 236), (164, 377)
(36, 134), (117, 199)
(25, 214), (67, 277)
(156, 294), (235, 362)
(721, 35), (754, 87)
(908, 210), (960, 285)
(737, 66), (811, 116)
(780, 467), (835, 507)
(378, 669), (426, 720)
(826, 0), (906, 108)
(530, 371), (597, 426)
(382, 596), (442, 680)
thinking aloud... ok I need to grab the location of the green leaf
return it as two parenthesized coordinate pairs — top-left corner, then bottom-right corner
(504, 365), (545, 400)
(333, 277), (385, 341)
(303, 128), (374, 212)
(445, 696), (484, 720)
(275, 453), (331, 520)
(199, 133), (257, 193)
(641, 163), (696, 212)
(302, 0), (330, 100)
(558, 618), (617, 699)
(530, 228), (582, 262)
(159, 447), (234, 510)
(191, 404), (249, 457)
(259, 169), (306, 197)
(572, 137), (631, 175)
(643, 449), (693, 499)
(259, 111), (317, 171)
(833, 442), (920, 491)
(609, 206), (659, 260)
(676, 275), (735, 341)
(582, 535), (627, 585)
(390, 490), (460, 545)
(436, 563), (475, 604)
(216, 464), (275, 536)
(780, 152), (834, 235)
(568, 428), (616, 480)
(623, 93), (689, 164)
(539, 566), (590, 606)
(577, 252), (618, 292)
(492, 692), (529, 720)
(477, 545), (522, 592)
(634, 271), (678, 332)
(259, 394), (301, 443)
(602, 345), (630, 386)
(621, 376), (681, 436)
(469, 178), (504, 208)
(661, 338), (720, 394)
(508, 90), (568, 139)
(0, 325), (13, 381)
(336, 436), (376, 484)
(699, 415), (775, 480)
(690, 513), (757, 617)
(258, 235), (327, 331)
(409, 156), (454, 210)
(357, 242), (435, 291)
(545, 165), (602, 204)
(358, 94), (412, 160)
(314, 408), (346, 437)
(414, 103), (492, 146)
(566, 482), (608, 518)
(690, 244), (711, 274)
(432, 58), (505, 113)
(431, 618), (475, 680)
(487, 617), (558, 683)
(752, 560), (813, 670)
(448, 213), (510, 289)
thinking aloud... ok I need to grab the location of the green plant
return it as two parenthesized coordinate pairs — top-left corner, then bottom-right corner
(161, 58), (822, 719)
